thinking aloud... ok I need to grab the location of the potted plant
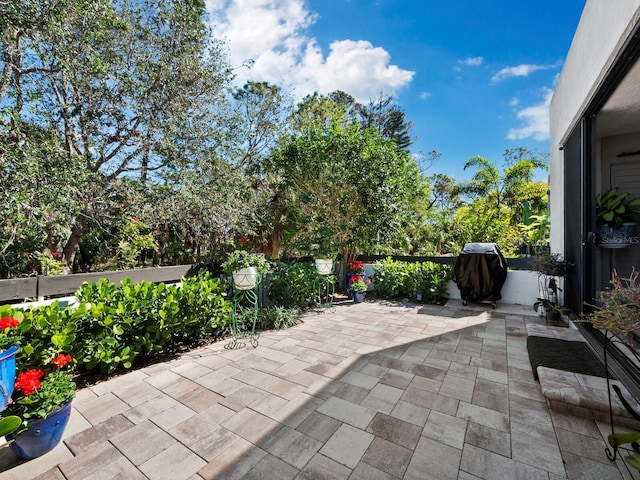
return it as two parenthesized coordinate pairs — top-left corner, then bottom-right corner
(222, 250), (270, 290)
(530, 253), (569, 323)
(4, 350), (76, 459)
(349, 276), (371, 303)
(345, 259), (365, 295)
(596, 187), (640, 248)
(314, 257), (334, 275)
(583, 269), (640, 338)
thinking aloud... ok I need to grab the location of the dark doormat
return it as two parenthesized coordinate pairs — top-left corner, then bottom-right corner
(527, 336), (608, 380)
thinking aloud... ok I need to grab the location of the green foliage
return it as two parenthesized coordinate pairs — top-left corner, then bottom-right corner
(372, 258), (452, 303)
(266, 261), (331, 309)
(9, 370), (76, 424)
(596, 187), (640, 228)
(32, 249), (66, 276)
(103, 218), (159, 270)
(256, 306), (300, 331)
(222, 250), (271, 274)
(178, 273), (231, 340)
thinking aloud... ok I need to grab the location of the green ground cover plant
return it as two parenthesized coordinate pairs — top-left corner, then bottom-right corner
(372, 258), (452, 303)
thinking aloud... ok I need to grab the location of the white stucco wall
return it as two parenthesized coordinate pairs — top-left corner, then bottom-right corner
(549, 0), (640, 253)
(446, 269), (539, 307)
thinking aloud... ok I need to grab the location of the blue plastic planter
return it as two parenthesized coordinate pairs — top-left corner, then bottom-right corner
(8, 399), (73, 459)
(0, 345), (19, 411)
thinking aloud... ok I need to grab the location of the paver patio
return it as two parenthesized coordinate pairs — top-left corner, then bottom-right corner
(1, 298), (638, 479)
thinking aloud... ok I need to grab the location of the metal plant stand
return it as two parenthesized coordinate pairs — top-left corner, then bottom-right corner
(314, 274), (335, 312)
(226, 278), (260, 349)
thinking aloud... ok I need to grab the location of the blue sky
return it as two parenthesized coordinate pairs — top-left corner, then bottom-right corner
(206, 0), (586, 181)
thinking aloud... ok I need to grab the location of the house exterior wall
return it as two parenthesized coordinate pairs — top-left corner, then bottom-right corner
(549, 0), (640, 254)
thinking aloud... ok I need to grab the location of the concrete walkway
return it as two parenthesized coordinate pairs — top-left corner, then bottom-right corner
(0, 299), (637, 479)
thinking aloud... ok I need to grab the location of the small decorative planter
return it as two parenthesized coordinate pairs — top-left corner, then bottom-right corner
(352, 292), (366, 303)
(7, 399), (73, 460)
(232, 267), (259, 290)
(315, 259), (333, 275)
(597, 223), (639, 248)
(0, 345), (19, 410)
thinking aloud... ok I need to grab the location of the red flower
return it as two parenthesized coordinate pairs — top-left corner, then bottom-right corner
(15, 369), (45, 396)
(238, 236), (250, 246)
(51, 354), (73, 368)
(0, 317), (19, 330)
(133, 217), (140, 222)
(365, 279), (372, 285)
(51, 251), (59, 258)
(23, 252), (29, 256)
(349, 275), (363, 283)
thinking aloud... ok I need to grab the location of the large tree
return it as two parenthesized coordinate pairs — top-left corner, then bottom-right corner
(0, 0), (235, 271)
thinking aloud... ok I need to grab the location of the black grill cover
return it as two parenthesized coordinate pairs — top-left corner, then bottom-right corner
(454, 243), (508, 302)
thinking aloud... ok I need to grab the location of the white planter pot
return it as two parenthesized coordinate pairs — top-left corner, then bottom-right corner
(233, 267), (258, 290)
(315, 259), (333, 275)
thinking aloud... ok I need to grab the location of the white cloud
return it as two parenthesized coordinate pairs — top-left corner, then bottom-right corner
(419, 91), (431, 100)
(491, 62), (560, 83)
(507, 88), (553, 141)
(459, 56), (484, 66)
(509, 97), (519, 107)
(206, 0), (414, 102)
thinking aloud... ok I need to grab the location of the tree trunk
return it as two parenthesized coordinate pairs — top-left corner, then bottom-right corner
(62, 219), (86, 274)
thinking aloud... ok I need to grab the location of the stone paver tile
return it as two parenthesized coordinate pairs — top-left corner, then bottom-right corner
(410, 364), (448, 381)
(439, 374), (475, 402)
(59, 441), (125, 480)
(316, 397), (376, 429)
(460, 443), (525, 480)
(331, 381), (370, 403)
(88, 370), (149, 396)
(477, 366), (508, 384)
(471, 379), (509, 414)
(221, 407), (280, 444)
(379, 369), (414, 389)
(259, 426), (322, 469)
(360, 383), (404, 414)
(361, 436), (412, 478)
(357, 362), (390, 379)
(401, 386), (459, 415)
(509, 395), (554, 431)
(296, 453), (352, 480)
(197, 437), (259, 479)
(405, 436), (461, 480)
(188, 425), (242, 461)
(111, 420), (176, 466)
(349, 462), (396, 480)
(319, 424), (374, 469)
(422, 410), (468, 449)
(73, 392), (130, 425)
(562, 451), (623, 480)
(0, 442), (74, 480)
(366, 412), (422, 450)
(274, 359), (312, 377)
(218, 384), (268, 412)
(233, 367), (281, 390)
(170, 360), (214, 380)
(242, 453), (299, 480)
(305, 362), (346, 379)
(113, 380), (163, 407)
(456, 401), (510, 433)
(248, 392), (289, 420)
(32, 468), (66, 480)
(149, 401), (197, 430)
(511, 421), (565, 476)
(550, 410), (603, 438)
(145, 370), (184, 390)
(139, 442), (206, 480)
(296, 411), (342, 443)
(339, 370), (379, 390)
(269, 378), (305, 400)
(408, 374), (442, 393)
(446, 362), (478, 379)
(122, 393), (179, 424)
(174, 386), (222, 413)
(65, 414), (133, 455)
(390, 400), (430, 427)
(464, 421), (511, 457)
(555, 427), (612, 464)
(195, 373), (244, 396)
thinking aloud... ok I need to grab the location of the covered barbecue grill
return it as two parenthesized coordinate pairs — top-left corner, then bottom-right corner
(454, 242), (508, 308)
